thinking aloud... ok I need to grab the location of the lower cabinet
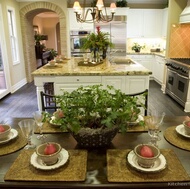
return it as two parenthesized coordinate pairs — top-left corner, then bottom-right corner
(153, 56), (166, 84)
(54, 75), (149, 95)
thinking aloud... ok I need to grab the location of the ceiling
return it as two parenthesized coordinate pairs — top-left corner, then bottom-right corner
(67, 0), (168, 8)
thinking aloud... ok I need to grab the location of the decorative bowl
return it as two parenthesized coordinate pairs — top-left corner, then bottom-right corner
(36, 142), (62, 165)
(133, 144), (160, 168)
(183, 121), (190, 135)
(0, 125), (11, 140)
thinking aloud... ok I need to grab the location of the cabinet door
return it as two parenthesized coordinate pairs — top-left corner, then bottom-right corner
(127, 9), (143, 38)
(54, 76), (101, 94)
(162, 8), (168, 38)
(153, 56), (165, 84)
(125, 76), (149, 94)
(102, 76), (125, 92)
(127, 9), (163, 38)
(143, 9), (162, 38)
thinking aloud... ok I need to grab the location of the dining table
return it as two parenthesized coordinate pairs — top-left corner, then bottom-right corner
(0, 116), (190, 189)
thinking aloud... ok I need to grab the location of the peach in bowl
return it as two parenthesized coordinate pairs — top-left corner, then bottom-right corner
(134, 144), (160, 168)
(0, 124), (11, 141)
(183, 120), (190, 135)
(36, 142), (62, 166)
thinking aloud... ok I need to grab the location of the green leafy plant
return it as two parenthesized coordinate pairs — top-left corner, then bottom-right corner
(116, 0), (127, 7)
(81, 26), (114, 51)
(132, 43), (145, 52)
(50, 84), (146, 134)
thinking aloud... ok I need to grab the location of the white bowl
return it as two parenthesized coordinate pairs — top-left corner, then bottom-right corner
(134, 144), (160, 168)
(36, 142), (62, 166)
(183, 121), (190, 135)
(0, 125), (11, 140)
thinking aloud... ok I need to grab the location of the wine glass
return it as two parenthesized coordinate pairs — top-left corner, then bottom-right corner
(145, 111), (165, 146)
(18, 119), (36, 149)
(33, 111), (47, 142)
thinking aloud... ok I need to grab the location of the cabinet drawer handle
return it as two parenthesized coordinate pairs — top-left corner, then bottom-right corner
(77, 79), (79, 81)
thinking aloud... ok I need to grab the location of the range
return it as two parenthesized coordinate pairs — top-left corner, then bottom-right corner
(165, 58), (190, 112)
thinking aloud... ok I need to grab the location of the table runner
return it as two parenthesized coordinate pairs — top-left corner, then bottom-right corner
(35, 122), (147, 134)
(0, 129), (27, 156)
(4, 149), (87, 182)
(164, 126), (190, 151)
(107, 149), (190, 182)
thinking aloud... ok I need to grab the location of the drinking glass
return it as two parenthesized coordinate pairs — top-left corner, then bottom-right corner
(145, 111), (165, 146)
(33, 111), (47, 142)
(18, 119), (36, 149)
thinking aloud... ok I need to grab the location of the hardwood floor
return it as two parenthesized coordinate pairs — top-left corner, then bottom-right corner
(0, 80), (189, 122)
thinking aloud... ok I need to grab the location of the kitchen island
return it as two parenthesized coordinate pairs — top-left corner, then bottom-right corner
(32, 57), (152, 110)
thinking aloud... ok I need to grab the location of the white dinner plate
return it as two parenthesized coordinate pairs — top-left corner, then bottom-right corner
(49, 116), (62, 127)
(128, 115), (144, 126)
(127, 150), (167, 173)
(175, 124), (190, 138)
(46, 63), (58, 67)
(30, 148), (69, 170)
(0, 129), (18, 145)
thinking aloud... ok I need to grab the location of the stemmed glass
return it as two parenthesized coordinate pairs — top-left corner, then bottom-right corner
(145, 111), (165, 146)
(18, 119), (36, 149)
(33, 111), (47, 142)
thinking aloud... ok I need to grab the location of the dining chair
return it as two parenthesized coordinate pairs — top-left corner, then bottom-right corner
(126, 89), (148, 116)
(40, 91), (59, 113)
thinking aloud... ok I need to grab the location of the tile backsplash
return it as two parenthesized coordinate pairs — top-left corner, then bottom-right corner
(169, 24), (190, 58)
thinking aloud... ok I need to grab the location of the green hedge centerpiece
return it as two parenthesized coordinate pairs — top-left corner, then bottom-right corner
(47, 85), (146, 147)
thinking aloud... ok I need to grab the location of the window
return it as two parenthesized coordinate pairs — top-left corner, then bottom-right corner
(7, 7), (19, 65)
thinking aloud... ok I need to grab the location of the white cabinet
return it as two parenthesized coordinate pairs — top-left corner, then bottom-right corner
(68, 8), (94, 30)
(153, 56), (166, 84)
(162, 8), (168, 38)
(127, 54), (154, 77)
(102, 76), (125, 91)
(55, 76), (101, 94)
(127, 9), (163, 38)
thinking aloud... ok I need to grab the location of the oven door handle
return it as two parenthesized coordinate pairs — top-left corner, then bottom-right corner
(168, 68), (177, 74)
(177, 73), (189, 80)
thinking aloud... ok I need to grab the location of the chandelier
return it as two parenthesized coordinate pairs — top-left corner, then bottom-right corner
(73, 0), (117, 23)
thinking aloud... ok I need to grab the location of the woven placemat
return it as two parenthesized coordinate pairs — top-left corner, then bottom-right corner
(164, 126), (190, 151)
(0, 129), (27, 156)
(34, 122), (66, 134)
(107, 149), (190, 182)
(4, 149), (87, 182)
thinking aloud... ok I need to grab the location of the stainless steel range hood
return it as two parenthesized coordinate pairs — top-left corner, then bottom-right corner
(180, 0), (190, 23)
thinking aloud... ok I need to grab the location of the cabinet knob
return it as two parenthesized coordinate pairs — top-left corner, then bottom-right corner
(77, 78), (79, 81)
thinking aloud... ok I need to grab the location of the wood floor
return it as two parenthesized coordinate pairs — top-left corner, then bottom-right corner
(0, 80), (189, 122)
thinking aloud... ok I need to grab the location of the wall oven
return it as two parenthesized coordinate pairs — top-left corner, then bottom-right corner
(70, 30), (91, 57)
(166, 58), (190, 109)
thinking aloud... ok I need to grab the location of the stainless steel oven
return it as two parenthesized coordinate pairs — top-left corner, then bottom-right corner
(166, 58), (190, 107)
(70, 30), (91, 57)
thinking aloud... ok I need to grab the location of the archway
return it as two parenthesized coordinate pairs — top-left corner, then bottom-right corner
(20, 2), (67, 82)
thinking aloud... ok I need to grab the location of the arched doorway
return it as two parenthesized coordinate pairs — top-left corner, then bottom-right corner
(20, 2), (67, 82)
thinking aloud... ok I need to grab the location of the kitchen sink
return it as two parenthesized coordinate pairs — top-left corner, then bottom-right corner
(110, 57), (135, 65)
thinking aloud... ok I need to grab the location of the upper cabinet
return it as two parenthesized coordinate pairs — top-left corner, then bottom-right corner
(127, 9), (163, 38)
(162, 8), (168, 38)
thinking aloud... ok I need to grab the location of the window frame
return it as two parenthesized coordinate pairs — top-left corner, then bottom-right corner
(7, 6), (20, 65)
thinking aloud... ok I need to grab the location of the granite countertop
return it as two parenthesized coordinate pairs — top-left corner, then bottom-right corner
(32, 58), (152, 76)
(127, 51), (166, 57)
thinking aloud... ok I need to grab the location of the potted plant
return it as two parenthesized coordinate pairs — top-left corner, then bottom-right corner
(132, 43), (145, 52)
(81, 26), (114, 60)
(116, 0), (127, 7)
(46, 84), (146, 147)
